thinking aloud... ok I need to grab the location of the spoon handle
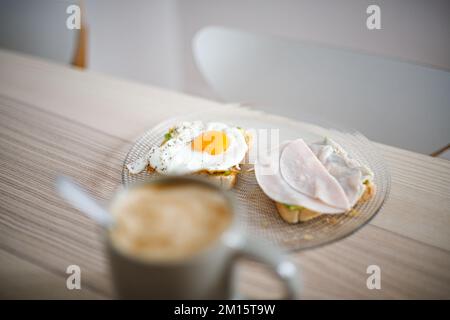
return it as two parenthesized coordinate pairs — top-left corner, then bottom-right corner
(56, 176), (114, 228)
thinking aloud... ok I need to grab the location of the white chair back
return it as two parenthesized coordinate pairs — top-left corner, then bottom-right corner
(193, 26), (450, 154)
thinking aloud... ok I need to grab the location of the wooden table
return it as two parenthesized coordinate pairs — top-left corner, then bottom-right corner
(0, 49), (449, 299)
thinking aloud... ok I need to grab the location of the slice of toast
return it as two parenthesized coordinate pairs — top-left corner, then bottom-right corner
(275, 202), (321, 223)
(195, 171), (238, 190)
(147, 166), (238, 190)
(275, 181), (376, 224)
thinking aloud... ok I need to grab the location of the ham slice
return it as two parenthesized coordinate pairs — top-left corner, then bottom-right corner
(255, 142), (346, 214)
(309, 139), (373, 207)
(280, 139), (350, 210)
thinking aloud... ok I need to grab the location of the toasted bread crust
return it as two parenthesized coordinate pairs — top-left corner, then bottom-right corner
(358, 182), (376, 203)
(275, 202), (321, 223)
(194, 171), (238, 190)
(147, 167), (238, 190)
(275, 181), (376, 224)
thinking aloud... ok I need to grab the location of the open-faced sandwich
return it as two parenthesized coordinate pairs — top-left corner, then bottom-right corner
(255, 138), (375, 223)
(126, 121), (252, 189)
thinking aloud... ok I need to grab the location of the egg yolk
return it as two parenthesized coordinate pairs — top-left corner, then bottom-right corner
(191, 131), (230, 155)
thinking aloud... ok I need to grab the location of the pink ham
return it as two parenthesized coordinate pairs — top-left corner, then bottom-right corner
(279, 139), (350, 210)
(255, 142), (347, 214)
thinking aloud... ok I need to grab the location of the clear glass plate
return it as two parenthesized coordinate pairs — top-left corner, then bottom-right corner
(121, 108), (390, 251)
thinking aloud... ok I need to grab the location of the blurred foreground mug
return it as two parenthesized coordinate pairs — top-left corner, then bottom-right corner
(106, 177), (300, 299)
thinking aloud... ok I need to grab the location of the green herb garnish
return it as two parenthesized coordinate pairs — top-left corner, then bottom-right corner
(162, 128), (175, 144)
(283, 203), (304, 211)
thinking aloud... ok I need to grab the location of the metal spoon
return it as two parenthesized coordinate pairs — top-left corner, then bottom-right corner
(56, 176), (114, 228)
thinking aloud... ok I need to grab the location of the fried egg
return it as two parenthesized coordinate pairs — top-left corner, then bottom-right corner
(127, 121), (248, 175)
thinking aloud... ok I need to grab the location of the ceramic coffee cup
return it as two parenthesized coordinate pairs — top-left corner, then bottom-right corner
(106, 177), (301, 299)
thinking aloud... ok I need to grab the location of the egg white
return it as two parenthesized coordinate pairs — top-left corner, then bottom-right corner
(147, 121), (248, 175)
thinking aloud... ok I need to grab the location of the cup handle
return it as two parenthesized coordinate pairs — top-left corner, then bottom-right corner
(223, 232), (301, 300)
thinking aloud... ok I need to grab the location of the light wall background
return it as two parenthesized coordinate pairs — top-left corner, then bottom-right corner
(85, 0), (450, 99)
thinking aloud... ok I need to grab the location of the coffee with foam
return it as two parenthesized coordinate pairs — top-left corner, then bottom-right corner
(109, 182), (232, 262)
